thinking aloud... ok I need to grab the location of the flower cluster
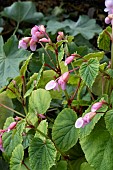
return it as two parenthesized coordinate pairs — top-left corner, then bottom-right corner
(75, 101), (106, 128)
(18, 25), (50, 51)
(45, 72), (70, 91)
(104, 0), (113, 24)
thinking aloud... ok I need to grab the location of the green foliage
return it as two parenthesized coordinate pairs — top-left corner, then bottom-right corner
(1, 1), (113, 169)
(1, 1), (43, 24)
(47, 15), (102, 39)
(10, 144), (24, 170)
(29, 137), (57, 170)
(52, 108), (78, 151)
(97, 26), (111, 51)
(29, 89), (52, 114)
(0, 35), (30, 87)
(80, 119), (113, 170)
(79, 58), (99, 89)
(0, 91), (13, 128)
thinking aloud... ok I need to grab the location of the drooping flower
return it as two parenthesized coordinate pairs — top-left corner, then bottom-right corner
(0, 135), (4, 152)
(104, 0), (113, 14)
(29, 38), (37, 51)
(91, 101), (106, 112)
(7, 122), (17, 132)
(64, 54), (76, 66)
(31, 25), (46, 42)
(104, 0), (113, 24)
(45, 80), (58, 90)
(75, 112), (96, 128)
(18, 37), (31, 49)
(45, 72), (70, 91)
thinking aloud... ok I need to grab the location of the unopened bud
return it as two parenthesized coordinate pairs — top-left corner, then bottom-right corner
(91, 101), (106, 112)
(7, 122), (17, 132)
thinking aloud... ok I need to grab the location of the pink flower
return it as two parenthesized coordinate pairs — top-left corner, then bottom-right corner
(31, 25), (45, 42)
(104, 0), (113, 14)
(29, 39), (37, 51)
(7, 122), (17, 132)
(0, 135), (4, 152)
(45, 80), (58, 90)
(18, 37), (31, 49)
(57, 32), (64, 41)
(38, 25), (46, 33)
(39, 38), (50, 43)
(75, 112), (96, 128)
(64, 54), (76, 66)
(45, 72), (70, 91)
(91, 101), (106, 112)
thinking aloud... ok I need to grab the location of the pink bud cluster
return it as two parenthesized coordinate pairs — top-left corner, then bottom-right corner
(45, 72), (70, 91)
(75, 101), (106, 128)
(18, 25), (50, 51)
(104, 0), (113, 24)
(0, 120), (19, 152)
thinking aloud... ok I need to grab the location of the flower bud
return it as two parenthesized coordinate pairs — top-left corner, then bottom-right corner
(61, 72), (70, 82)
(39, 38), (50, 43)
(64, 54), (75, 66)
(105, 16), (111, 24)
(91, 101), (106, 112)
(75, 112), (96, 128)
(7, 122), (17, 132)
(57, 32), (64, 41)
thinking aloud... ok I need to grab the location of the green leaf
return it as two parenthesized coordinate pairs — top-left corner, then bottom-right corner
(105, 110), (113, 136)
(51, 160), (67, 170)
(97, 26), (111, 51)
(47, 15), (102, 39)
(58, 45), (64, 62)
(24, 55), (45, 98)
(92, 74), (109, 96)
(0, 35), (30, 87)
(79, 58), (99, 89)
(29, 89), (51, 114)
(69, 15), (102, 40)
(10, 144), (24, 170)
(74, 52), (104, 66)
(35, 120), (48, 141)
(29, 137), (57, 170)
(20, 54), (32, 76)
(2, 118), (23, 159)
(6, 76), (23, 99)
(1, 1), (43, 23)
(0, 91), (13, 128)
(80, 118), (113, 170)
(52, 108), (78, 151)
(80, 162), (95, 170)
(26, 112), (38, 127)
(72, 100), (91, 107)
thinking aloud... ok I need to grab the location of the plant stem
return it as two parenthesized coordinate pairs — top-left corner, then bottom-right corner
(39, 42), (56, 68)
(64, 89), (69, 101)
(13, 22), (19, 35)
(0, 103), (25, 118)
(22, 161), (30, 170)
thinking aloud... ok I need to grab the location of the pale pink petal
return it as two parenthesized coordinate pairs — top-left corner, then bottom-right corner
(45, 80), (57, 90)
(75, 117), (84, 128)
